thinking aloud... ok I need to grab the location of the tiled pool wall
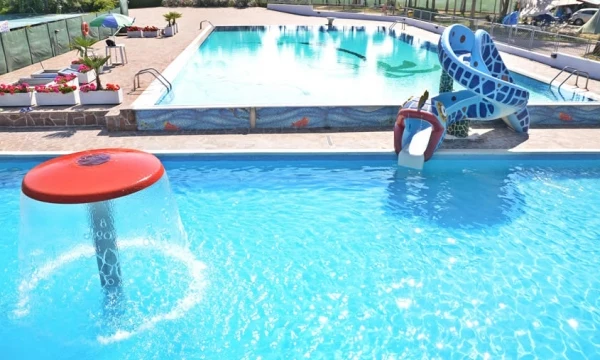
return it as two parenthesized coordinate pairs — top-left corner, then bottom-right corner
(134, 26), (600, 132)
(135, 103), (600, 131)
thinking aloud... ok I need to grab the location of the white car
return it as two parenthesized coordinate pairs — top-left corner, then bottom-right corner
(569, 8), (598, 26)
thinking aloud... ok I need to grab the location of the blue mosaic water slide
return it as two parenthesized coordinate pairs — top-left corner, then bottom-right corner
(434, 24), (530, 133)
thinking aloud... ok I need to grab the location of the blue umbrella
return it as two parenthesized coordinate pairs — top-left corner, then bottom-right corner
(89, 13), (135, 28)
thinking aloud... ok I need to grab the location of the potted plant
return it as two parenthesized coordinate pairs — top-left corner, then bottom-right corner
(76, 64), (96, 84)
(0, 83), (36, 107)
(142, 26), (160, 38)
(80, 83), (122, 105)
(70, 58), (85, 70)
(163, 12), (182, 36)
(54, 74), (79, 87)
(70, 36), (96, 58)
(35, 83), (79, 106)
(127, 26), (143, 38)
(163, 13), (175, 37)
(79, 55), (122, 105)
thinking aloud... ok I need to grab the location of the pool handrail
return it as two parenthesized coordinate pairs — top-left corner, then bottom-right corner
(199, 20), (214, 30)
(133, 68), (173, 93)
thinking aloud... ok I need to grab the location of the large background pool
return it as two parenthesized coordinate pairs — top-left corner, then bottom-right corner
(157, 26), (593, 106)
(1, 154), (600, 359)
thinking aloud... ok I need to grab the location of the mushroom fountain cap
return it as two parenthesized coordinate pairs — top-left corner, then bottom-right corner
(22, 148), (165, 204)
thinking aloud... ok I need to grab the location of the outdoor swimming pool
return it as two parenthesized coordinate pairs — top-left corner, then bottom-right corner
(1, 153), (600, 358)
(156, 26), (594, 107)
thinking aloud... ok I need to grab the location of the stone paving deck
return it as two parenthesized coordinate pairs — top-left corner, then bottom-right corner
(1, 7), (599, 108)
(0, 127), (599, 153)
(0, 7), (599, 153)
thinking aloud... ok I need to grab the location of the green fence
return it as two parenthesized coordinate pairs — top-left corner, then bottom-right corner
(0, 7), (123, 75)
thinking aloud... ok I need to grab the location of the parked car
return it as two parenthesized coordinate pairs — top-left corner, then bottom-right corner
(569, 8), (598, 26)
(531, 13), (560, 26)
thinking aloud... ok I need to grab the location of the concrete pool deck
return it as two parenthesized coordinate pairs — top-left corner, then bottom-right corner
(0, 127), (599, 153)
(0, 7), (599, 153)
(1, 7), (599, 108)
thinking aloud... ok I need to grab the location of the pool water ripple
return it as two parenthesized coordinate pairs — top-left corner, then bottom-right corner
(1, 157), (600, 358)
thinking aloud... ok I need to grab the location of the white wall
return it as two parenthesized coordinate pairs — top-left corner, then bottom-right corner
(267, 4), (600, 80)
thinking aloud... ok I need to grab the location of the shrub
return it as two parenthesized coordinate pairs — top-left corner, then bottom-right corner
(161, 0), (194, 6)
(129, 0), (162, 8)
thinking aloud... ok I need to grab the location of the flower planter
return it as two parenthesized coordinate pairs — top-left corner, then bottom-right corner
(0, 92), (36, 107)
(143, 30), (160, 38)
(36, 91), (80, 106)
(18, 77), (54, 86)
(80, 88), (123, 105)
(174, 23), (179, 33)
(127, 30), (143, 38)
(31, 69), (62, 78)
(164, 26), (175, 37)
(77, 70), (96, 85)
(70, 64), (82, 70)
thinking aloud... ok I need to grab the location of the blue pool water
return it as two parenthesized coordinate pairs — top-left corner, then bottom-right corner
(157, 26), (593, 106)
(2, 154), (600, 359)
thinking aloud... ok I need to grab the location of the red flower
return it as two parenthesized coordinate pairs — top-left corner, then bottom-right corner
(105, 84), (121, 91)
(35, 84), (78, 94)
(0, 83), (33, 94)
(54, 74), (77, 84)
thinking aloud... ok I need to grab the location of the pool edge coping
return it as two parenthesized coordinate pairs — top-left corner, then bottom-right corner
(1, 148), (599, 157)
(130, 25), (215, 110)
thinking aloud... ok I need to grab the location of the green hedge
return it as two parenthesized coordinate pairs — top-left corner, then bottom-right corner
(129, 0), (163, 8)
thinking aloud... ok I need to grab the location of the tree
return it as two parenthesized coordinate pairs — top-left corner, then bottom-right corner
(70, 36), (96, 58)
(498, 0), (511, 22)
(82, 55), (110, 90)
(163, 11), (182, 26)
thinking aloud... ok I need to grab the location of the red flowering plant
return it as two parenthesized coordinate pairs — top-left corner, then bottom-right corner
(143, 26), (159, 32)
(35, 84), (78, 94)
(0, 83), (33, 95)
(54, 74), (77, 84)
(127, 26), (142, 31)
(80, 83), (120, 93)
(77, 65), (92, 73)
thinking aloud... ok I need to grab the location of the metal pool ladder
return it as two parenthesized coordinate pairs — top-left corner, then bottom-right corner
(549, 66), (590, 91)
(199, 20), (214, 30)
(133, 68), (172, 93)
(390, 18), (407, 31)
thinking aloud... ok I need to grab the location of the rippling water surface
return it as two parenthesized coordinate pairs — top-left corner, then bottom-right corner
(157, 26), (591, 106)
(1, 155), (600, 359)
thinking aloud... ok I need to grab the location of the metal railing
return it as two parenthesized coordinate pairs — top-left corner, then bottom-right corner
(199, 20), (215, 30)
(550, 66), (590, 90)
(396, 7), (598, 60)
(389, 18), (406, 30)
(133, 68), (172, 93)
